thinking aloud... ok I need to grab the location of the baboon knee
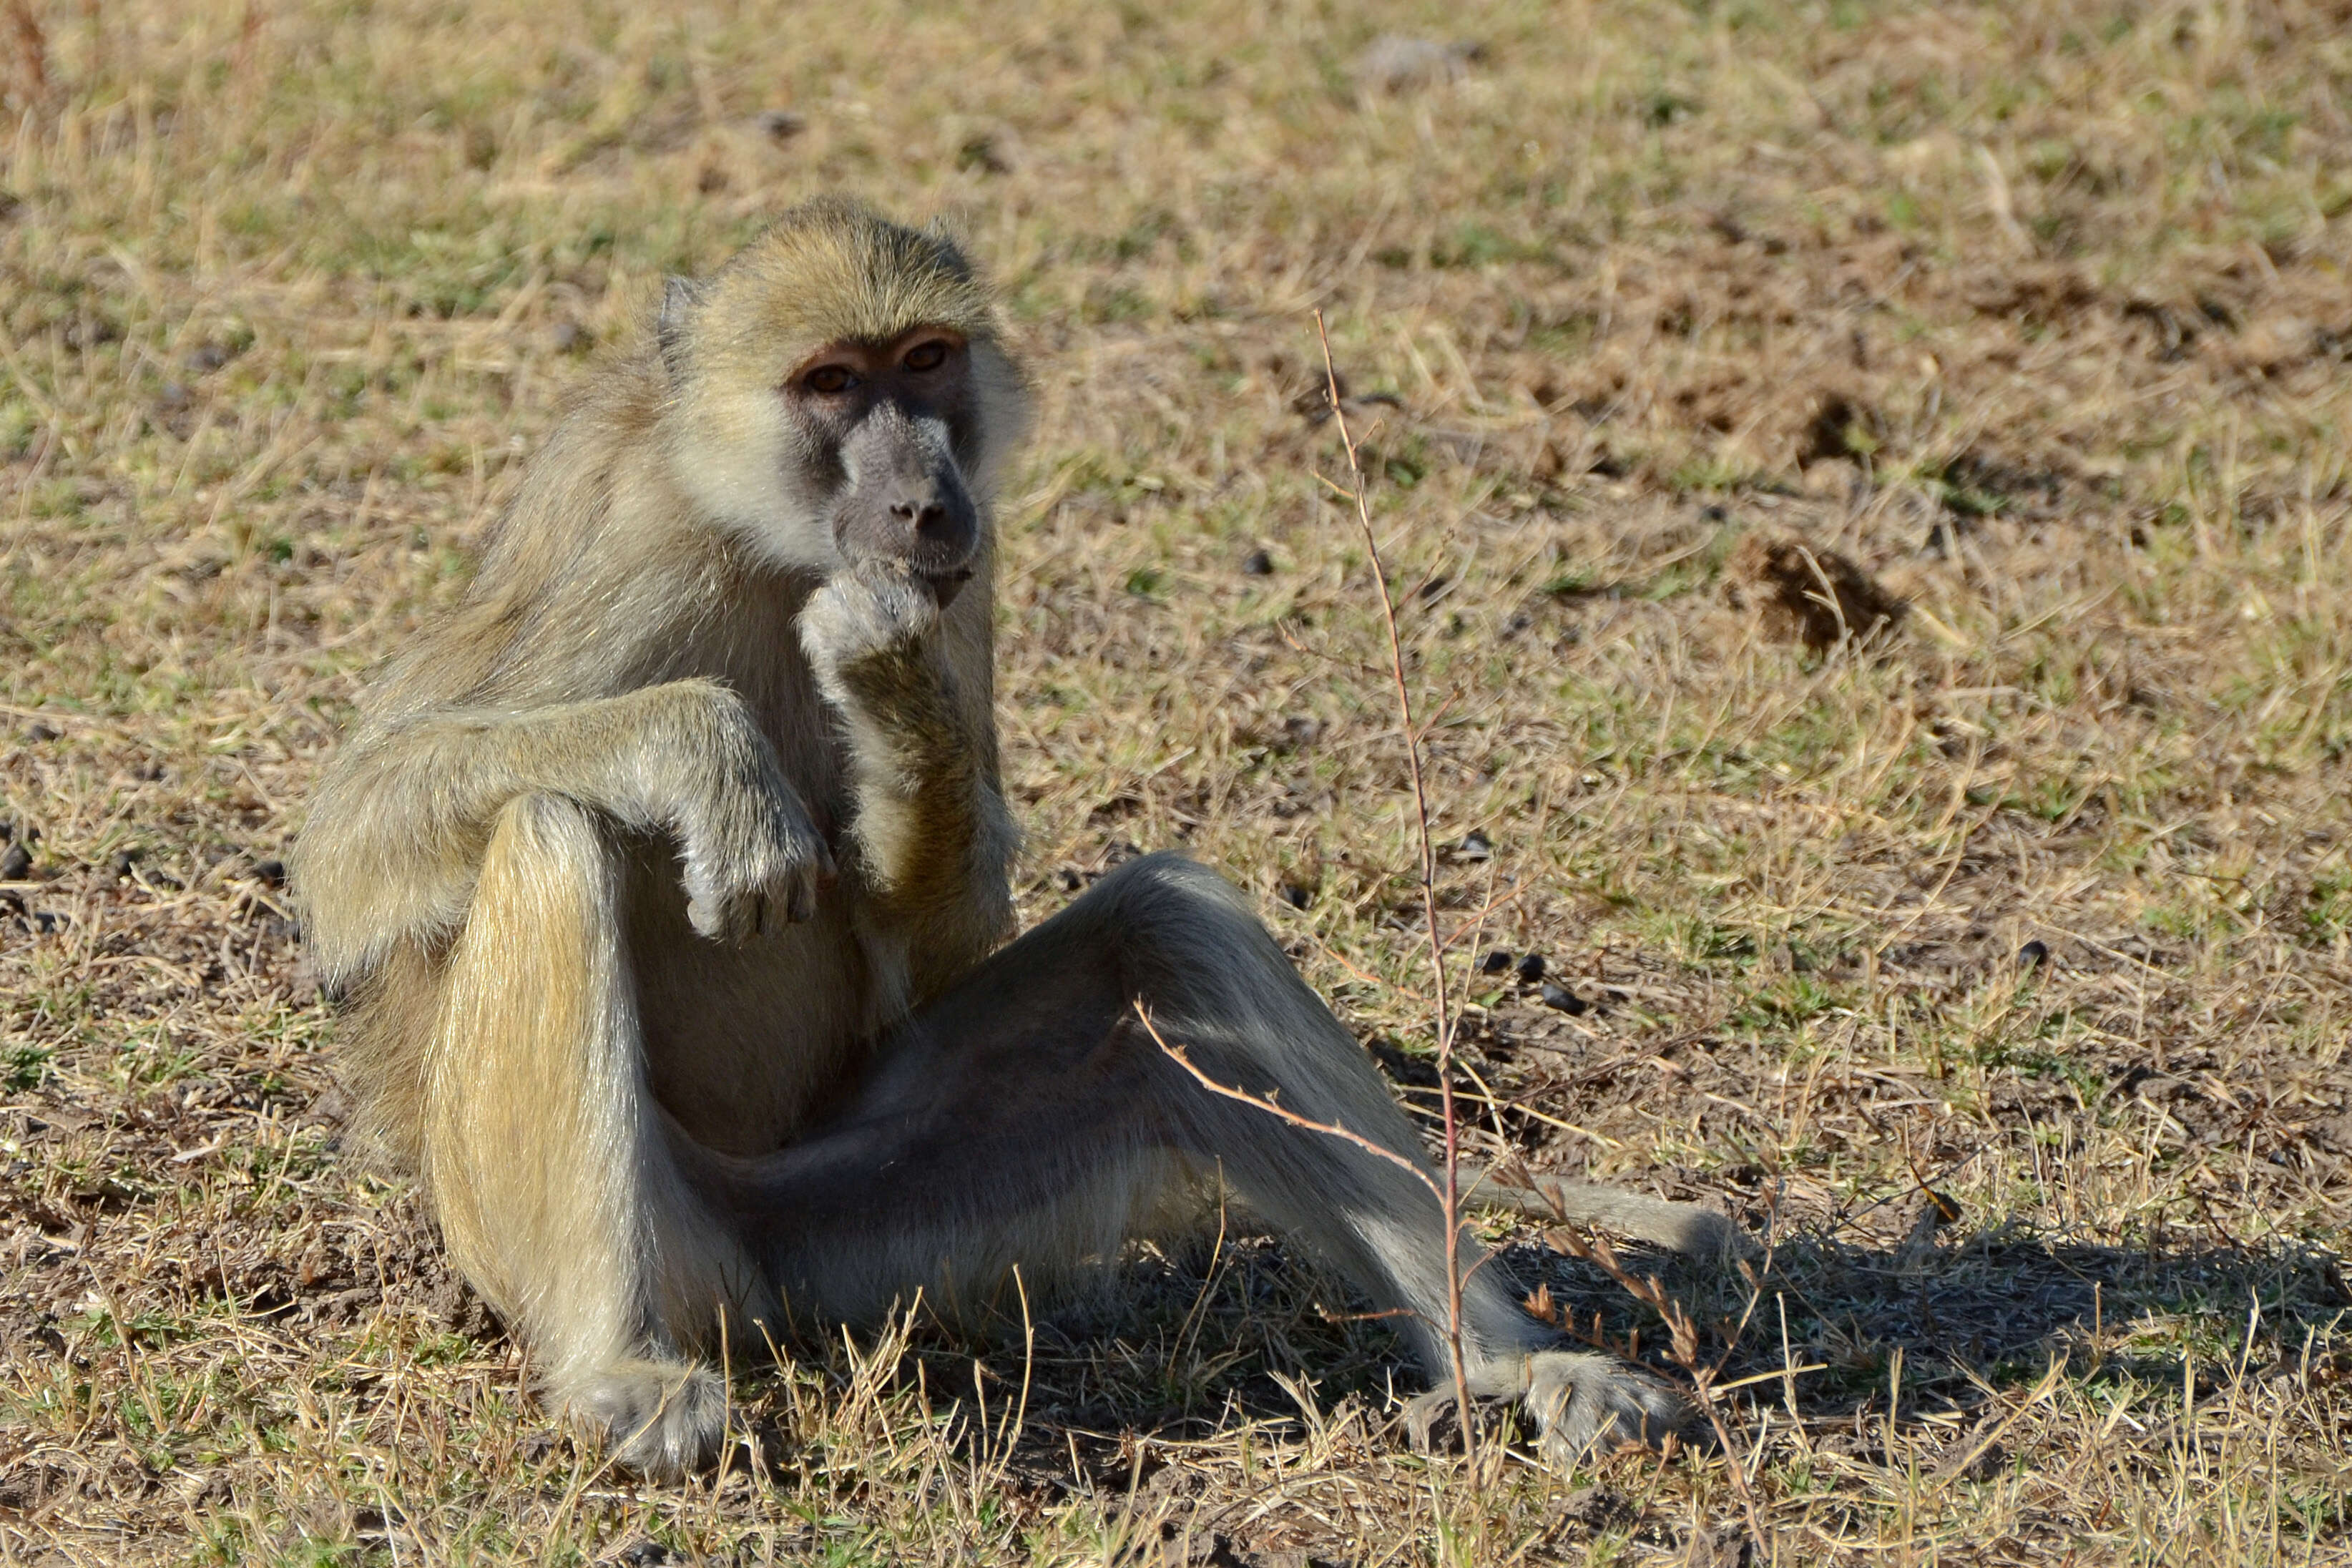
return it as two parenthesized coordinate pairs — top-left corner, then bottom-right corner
(1084, 851), (1267, 957)
(484, 791), (613, 883)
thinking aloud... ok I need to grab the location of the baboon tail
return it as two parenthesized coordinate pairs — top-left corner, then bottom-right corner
(1462, 1169), (1753, 1265)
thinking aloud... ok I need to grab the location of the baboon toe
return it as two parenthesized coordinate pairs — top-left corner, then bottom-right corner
(1401, 1356), (1537, 1451)
(571, 1359), (730, 1479)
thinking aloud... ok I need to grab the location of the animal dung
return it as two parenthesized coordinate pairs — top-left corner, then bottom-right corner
(1514, 952), (1546, 984)
(754, 109), (807, 142)
(1723, 529), (1905, 650)
(1539, 983), (1589, 1015)
(1479, 949), (1514, 976)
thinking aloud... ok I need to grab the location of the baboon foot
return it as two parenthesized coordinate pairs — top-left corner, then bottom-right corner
(1522, 1349), (1687, 1464)
(1406, 1349), (1687, 1467)
(570, 1358), (730, 1479)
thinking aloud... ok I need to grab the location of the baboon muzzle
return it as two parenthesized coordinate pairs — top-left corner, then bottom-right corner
(831, 406), (978, 601)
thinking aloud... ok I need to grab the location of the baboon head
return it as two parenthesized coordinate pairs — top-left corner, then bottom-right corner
(657, 197), (1030, 602)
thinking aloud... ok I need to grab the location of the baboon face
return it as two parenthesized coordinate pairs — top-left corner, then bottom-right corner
(657, 205), (1024, 594)
(786, 329), (984, 599)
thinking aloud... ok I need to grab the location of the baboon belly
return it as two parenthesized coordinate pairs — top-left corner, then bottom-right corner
(622, 850), (878, 1157)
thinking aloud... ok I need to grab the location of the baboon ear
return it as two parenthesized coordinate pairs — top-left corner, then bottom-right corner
(657, 276), (707, 381)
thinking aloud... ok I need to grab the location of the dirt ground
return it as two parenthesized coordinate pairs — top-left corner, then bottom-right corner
(4, 1), (2351, 1563)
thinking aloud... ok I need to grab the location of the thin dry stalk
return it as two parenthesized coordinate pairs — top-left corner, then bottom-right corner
(1315, 308), (1477, 1474)
(1135, 1000), (1444, 1212)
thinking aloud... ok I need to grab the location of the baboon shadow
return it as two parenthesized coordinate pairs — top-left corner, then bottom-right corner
(913, 1217), (2346, 1485)
(1506, 1217), (2351, 1438)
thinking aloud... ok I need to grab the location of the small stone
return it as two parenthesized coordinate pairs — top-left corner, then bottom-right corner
(107, 851), (135, 881)
(0, 843), (29, 880)
(1351, 34), (1483, 92)
(251, 858), (287, 887)
(1455, 830), (1492, 861)
(157, 381), (191, 412)
(2017, 939), (2049, 969)
(23, 722), (57, 743)
(1514, 952), (1545, 984)
(1479, 950), (1514, 975)
(1055, 866), (1084, 892)
(32, 911), (62, 934)
(1539, 982), (1588, 1015)
(1935, 1439), (2006, 1484)
(1241, 548), (1274, 576)
(1278, 882), (1313, 910)
(617, 1542), (678, 1567)
(353, 1499), (408, 1534)
(185, 341), (232, 373)
(1558, 1486), (1634, 1531)
(755, 109), (806, 141)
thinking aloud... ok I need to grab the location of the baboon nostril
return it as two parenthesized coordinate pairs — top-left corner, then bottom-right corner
(889, 499), (920, 522)
(916, 502), (949, 533)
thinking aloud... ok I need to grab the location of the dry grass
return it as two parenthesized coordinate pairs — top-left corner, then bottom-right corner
(5, 0), (2352, 1562)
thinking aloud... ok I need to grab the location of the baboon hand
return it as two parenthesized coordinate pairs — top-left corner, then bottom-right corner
(677, 698), (833, 941)
(798, 559), (944, 681)
(681, 787), (830, 941)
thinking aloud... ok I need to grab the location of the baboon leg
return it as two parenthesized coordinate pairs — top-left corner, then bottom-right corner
(423, 793), (766, 1476)
(707, 852), (1681, 1459)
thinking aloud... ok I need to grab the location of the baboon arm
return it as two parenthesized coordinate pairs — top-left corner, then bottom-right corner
(810, 614), (1016, 1002)
(292, 677), (825, 980)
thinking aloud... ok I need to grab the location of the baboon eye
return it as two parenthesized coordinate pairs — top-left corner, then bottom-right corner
(901, 340), (951, 373)
(803, 364), (858, 395)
